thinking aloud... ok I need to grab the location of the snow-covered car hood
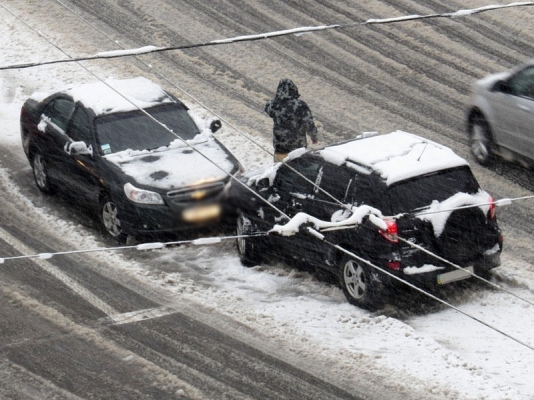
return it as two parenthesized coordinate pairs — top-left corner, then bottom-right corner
(104, 137), (236, 190)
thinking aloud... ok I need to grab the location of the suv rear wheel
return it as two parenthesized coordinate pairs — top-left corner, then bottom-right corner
(338, 255), (379, 310)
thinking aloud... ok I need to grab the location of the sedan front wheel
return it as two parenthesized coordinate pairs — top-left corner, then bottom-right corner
(101, 197), (127, 243)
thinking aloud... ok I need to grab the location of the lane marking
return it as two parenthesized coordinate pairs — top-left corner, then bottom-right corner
(0, 226), (119, 316)
(109, 307), (178, 325)
(0, 227), (179, 325)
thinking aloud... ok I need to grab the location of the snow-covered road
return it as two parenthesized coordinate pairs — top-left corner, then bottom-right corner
(2, 1), (534, 399)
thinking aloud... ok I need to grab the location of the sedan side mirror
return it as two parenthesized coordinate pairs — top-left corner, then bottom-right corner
(209, 119), (222, 133)
(65, 141), (93, 156)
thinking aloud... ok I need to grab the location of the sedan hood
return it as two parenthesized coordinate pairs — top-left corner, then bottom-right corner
(104, 138), (236, 190)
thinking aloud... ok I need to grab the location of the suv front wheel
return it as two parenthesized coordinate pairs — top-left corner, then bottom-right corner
(338, 255), (379, 310)
(236, 213), (263, 267)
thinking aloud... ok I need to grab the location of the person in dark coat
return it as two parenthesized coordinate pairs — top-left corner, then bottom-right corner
(265, 79), (318, 162)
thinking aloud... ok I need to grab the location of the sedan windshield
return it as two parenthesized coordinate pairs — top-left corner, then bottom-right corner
(386, 167), (481, 214)
(95, 103), (200, 154)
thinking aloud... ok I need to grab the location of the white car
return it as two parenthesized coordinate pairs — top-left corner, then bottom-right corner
(466, 59), (534, 165)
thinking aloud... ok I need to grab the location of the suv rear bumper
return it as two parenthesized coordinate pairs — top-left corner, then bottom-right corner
(375, 249), (501, 289)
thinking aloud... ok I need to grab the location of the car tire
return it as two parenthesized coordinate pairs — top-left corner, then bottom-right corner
(32, 151), (54, 194)
(338, 255), (379, 310)
(469, 115), (494, 165)
(236, 213), (263, 267)
(100, 196), (128, 243)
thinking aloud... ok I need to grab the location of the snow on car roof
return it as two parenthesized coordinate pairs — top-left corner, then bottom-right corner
(63, 77), (174, 115)
(321, 130), (469, 185)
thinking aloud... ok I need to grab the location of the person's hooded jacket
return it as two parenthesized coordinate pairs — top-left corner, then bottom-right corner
(265, 79), (318, 154)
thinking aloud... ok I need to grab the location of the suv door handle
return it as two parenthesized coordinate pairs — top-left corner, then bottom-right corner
(518, 104), (530, 112)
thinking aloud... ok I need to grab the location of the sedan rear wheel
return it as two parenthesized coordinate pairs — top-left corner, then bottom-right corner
(339, 255), (379, 310)
(101, 197), (127, 243)
(32, 152), (53, 193)
(470, 116), (493, 165)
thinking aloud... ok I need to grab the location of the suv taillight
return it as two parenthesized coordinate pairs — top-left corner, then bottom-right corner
(379, 219), (398, 244)
(488, 196), (496, 220)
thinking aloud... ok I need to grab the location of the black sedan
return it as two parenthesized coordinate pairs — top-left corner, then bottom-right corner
(20, 77), (241, 241)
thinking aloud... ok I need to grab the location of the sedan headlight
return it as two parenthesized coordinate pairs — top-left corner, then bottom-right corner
(124, 182), (164, 205)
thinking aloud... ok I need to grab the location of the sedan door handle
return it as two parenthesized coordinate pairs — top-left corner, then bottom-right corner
(518, 104), (531, 112)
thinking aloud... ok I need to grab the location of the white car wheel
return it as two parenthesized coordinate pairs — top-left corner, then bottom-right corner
(470, 116), (493, 165)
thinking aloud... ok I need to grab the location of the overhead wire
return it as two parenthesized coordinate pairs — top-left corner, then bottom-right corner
(2, 0), (530, 225)
(0, 0), (292, 224)
(1, 0), (529, 298)
(0, 233), (267, 264)
(41, 0), (518, 240)
(0, 1), (526, 283)
(31, 0), (387, 223)
(1, 0), (534, 350)
(330, 240), (534, 352)
(1, 2), (534, 71)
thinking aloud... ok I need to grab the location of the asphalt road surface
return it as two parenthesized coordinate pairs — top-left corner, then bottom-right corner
(0, 169), (371, 400)
(2, 1), (534, 399)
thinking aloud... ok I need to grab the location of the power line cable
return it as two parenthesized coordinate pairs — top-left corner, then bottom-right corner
(14, 0), (534, 224)
(1, 2), (534, 71)
(2, 0), (534, 351)
(0, 0), (525, 298)
(31, 0), (534, 225)
(0, 232), (268, 263)
(397, 236), (534, 307)
(328, 238), (534, 352)
(1, 1), (525, 284)
(0, 0), (291, 223)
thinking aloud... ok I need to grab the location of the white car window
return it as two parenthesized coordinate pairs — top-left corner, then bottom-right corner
(509, 66), (534, 99)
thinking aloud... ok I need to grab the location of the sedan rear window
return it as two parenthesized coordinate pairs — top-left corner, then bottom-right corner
(386, 167), (481, 214)
(95, 103), (200, 154)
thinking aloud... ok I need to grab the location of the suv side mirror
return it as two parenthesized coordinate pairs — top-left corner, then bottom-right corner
(492, 80), (512, 94)
(209, 119), (222, 133)
(65, 141), (93, 156)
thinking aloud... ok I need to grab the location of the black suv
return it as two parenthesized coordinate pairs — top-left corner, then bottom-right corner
(233, 131), (502, 309)
(20, 77), (241, 241)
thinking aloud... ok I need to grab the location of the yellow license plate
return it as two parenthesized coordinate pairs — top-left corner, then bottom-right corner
(182, 204), (221, 223)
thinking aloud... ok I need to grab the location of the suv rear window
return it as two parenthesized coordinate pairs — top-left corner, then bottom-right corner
(386, 167), (480, 214)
